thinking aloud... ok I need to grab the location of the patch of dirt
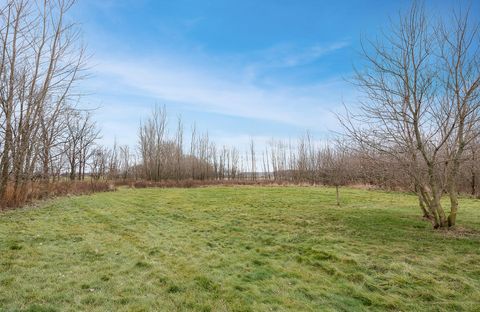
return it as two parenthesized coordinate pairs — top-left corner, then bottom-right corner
(436, 226), (480, 239)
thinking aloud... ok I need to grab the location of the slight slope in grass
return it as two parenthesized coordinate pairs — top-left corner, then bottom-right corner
(1, 187), (479, 311)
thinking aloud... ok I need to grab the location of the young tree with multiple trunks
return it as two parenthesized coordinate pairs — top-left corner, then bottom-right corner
(340, 2), (480, 228)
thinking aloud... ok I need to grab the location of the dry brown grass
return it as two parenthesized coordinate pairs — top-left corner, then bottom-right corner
(436, 226), (480, 238)
(0, 180), (114, 211)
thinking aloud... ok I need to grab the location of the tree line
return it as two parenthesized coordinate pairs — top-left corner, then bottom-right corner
(0, 0), (103, 206)
(98, 103), (479, 208)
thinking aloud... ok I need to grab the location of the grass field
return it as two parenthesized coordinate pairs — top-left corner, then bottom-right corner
(1, 186), (480, 311)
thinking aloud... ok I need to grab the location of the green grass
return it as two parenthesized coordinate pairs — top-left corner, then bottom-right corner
(1, 186), (479, 311)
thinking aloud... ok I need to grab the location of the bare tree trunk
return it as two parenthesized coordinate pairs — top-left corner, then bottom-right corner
(414, 182), (431, 219)
(335, 185), (340, 206)
(0, 119), (12, 199)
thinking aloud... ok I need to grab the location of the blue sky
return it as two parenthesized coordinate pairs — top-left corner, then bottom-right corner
(71, 0), (478, 149)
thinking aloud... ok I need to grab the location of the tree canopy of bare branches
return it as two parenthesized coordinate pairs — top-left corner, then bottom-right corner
(0, 0), (93, 206)
(340, 2), (480, 228)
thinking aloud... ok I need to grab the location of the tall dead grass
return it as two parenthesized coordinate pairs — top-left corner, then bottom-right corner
(0, 180), (114, 210)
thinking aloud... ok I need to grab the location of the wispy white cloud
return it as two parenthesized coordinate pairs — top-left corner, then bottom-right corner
(92, 44), (352, 131)
(81, 40), (355, 149)
(250, 41), (349, 69)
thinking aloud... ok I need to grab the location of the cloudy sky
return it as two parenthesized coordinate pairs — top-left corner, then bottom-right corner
(71, 0), (476, 149)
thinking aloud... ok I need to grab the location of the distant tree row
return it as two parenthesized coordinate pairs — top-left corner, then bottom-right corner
(126, 105), (479, 204)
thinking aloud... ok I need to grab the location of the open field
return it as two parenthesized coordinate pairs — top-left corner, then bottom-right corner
(1, 186), (480, 311)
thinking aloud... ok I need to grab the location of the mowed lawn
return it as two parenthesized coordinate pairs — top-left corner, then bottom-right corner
(1, 187), (480, 312)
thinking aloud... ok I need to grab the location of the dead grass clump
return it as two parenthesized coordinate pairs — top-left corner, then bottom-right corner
(0, 180), (114, 211)
(436, 226), (480, 239)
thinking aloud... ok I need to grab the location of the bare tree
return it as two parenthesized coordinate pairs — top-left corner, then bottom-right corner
(89, 146), (109, 181)
(139, 105), (167, 181)
(119, 145), (131, 180)
(340, 2), (480, 228)
(249, 138), (256, 181)
(65, 111), (100, 181)
(174, 116), (184, 180)
(319, 143), (350, 206)
(0, 0), (86, 204)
